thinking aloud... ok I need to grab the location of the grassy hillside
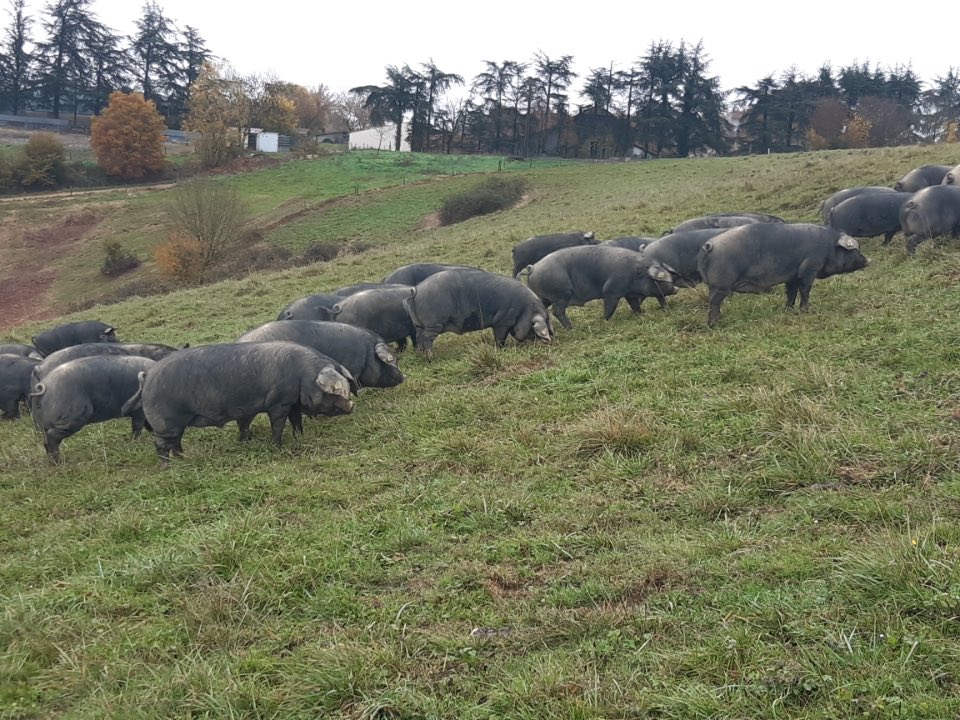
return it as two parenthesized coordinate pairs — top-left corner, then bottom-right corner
(2, 146), (960, 718)
(0, 151), (554, 326)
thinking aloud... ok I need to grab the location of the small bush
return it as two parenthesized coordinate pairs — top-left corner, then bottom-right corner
(64, 161), (109, 188)
(439, 175), (527, 226)
(292, 137), (322, 157)
(298, 241), (341, 264)
(0, 151), (15, 192)
(17, 133), (66, 188)
(100, 241), (141, 277)
(154, 233), (205, 284)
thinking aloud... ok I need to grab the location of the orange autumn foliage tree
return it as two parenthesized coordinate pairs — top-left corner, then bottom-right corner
(91, 92), (168, 179)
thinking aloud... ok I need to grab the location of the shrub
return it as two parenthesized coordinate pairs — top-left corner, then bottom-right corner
(17, 133), (66, 188)
(165, 177), (250, 281)
(298, 241), (341, 264)
(64, 161), (109, 188)
(100, 241), (141, 277)
(91, 92), (168, 179)
(154, 233), (205, 284)
(0, 151), (15, 193)
(439, 175), (527, 226)
(292, 136), (322, 157)
(845, 115), (872, 149)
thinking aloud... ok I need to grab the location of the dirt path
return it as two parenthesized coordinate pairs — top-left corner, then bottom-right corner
(0, 183), (176, 205)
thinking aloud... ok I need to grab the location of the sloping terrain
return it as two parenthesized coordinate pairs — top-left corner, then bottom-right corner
(1, 146), (960, 718)
(0, 151), (546, 327)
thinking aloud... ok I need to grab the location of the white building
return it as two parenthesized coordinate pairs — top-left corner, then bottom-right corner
(348, 123), (411, 152)
(247, 130), (280, 153)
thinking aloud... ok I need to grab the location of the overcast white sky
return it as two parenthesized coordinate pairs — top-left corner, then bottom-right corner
(14, 0), (956, 100)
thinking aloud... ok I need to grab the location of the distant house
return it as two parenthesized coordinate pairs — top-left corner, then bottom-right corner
(348, 123), (411, 152)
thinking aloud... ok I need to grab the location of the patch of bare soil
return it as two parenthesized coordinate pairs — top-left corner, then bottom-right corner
(513, 192), (534, 211)
(0, 210), (103, 331)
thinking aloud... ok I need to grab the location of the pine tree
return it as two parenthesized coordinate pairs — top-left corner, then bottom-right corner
(164, 24), (209, 128)
(87, 26), (129, 114)
(1, 0), (32, 115)
(533, 52), (575, 154)
(130, 1), (181, 117)
(351, 66), (417, 152)
(674, 42), (727, 157)
(35, 0), (109, 119)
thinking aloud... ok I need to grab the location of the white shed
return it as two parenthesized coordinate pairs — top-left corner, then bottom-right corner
(348, 123), (411, 152)
(255, 131), (279, 153)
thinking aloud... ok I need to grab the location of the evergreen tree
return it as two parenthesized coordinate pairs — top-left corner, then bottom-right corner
(583, 65), (615, 112)
(736, 76), (778, 153)
(351, 66), (416, 151)
(87, 26), (129, 114)
(636, 41), (681, 156)
(1, 0), (32, 115)
(34, 0), (109, 119)
(130, 1), (180, 115)
(885, 64), (921, 108)
(164, 25), (209, 127)
(473, 60), (516, 152)
(922, 67), (960, 141)
(673, 42), (727, 157)
(533, 52), (575, 153)
(420, 61), (462, 151)
(838, 62), (886, 107)
(815, 64), (837, 97)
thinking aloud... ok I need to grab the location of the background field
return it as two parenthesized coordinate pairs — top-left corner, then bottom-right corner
(1, 146), (960, 718)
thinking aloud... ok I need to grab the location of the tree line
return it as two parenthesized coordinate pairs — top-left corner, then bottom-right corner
(0, 0), (207, 126)
(3, 0), (959, 158)
(352, 47), (960, 158)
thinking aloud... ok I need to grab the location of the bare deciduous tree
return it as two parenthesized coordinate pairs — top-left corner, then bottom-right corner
(165, 177), (250, 280)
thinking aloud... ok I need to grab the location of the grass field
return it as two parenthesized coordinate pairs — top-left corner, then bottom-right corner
(0, 151), (555, 326)
(2, 146), (960, 718)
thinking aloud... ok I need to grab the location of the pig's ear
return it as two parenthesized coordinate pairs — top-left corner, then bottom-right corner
(837, 234), (859, 250)
(316, 367), (351, 398)
(647, 263), (673, 282)
(375, 343), (396, 365)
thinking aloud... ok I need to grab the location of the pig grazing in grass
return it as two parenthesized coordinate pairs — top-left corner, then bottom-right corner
(697, 223), (868, 327)
(32, 321), (118, 357)
(238, 321), (404, 389)
(128, 342), (355, 462)
(526, 245), (676, 329)
(31, 355), (155, 461)
(404, 270), (552, 359)
(511, 231), (598, 278)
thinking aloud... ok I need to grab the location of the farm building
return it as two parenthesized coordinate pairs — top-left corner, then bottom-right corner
(247, 130), (279, 153)
(244, 130), (297, 153)
(348, 123), (411, 152)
